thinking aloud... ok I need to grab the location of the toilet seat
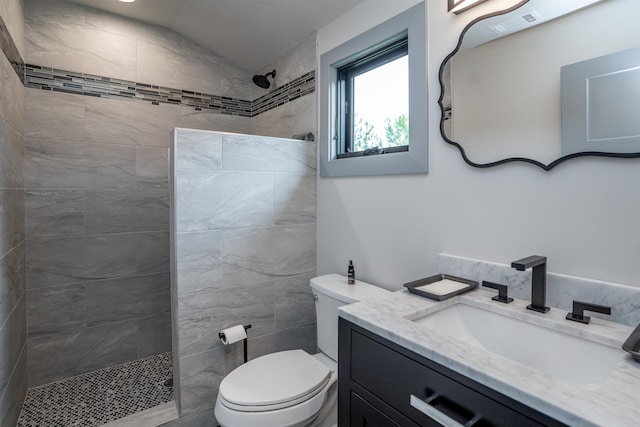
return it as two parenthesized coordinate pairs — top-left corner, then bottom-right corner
(218, 350), (332, 412)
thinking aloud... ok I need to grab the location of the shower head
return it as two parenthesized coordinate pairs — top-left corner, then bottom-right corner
(252, 70), (276, 89)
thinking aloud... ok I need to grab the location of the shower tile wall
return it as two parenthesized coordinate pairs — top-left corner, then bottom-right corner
(251, 32), (317, 138)
(21, 0), (318, 397)
(171, 129), (317, 423)
(23, 87), (176, 388)
(0, 1), (26, 426)
(23, 0), (252, 387)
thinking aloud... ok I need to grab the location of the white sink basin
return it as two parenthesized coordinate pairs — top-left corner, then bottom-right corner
(412, 303), (622, 388)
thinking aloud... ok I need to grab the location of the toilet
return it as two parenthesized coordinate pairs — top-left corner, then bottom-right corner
(214, 273), (390, 427)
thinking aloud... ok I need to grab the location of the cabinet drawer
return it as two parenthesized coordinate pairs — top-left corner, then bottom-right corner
(350, 392), (407, 427)
(350, 330), (545, 427)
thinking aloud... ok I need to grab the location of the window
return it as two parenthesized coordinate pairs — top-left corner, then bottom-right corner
(319, 2), (427, 177)
(337, 35), (409, 158)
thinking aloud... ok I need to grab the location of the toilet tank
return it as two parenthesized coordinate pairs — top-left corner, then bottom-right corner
(310, 274), (390, 361)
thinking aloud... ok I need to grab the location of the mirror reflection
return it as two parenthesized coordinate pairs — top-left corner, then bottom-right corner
(440, 0), (640, 168)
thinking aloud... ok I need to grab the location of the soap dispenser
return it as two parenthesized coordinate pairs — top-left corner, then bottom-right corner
(348, 260), (355, 285)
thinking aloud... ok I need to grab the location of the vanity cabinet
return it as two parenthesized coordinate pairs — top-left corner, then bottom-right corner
(338, 319), (567, 427)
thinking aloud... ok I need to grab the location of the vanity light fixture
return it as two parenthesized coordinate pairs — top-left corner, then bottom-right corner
(118, 0), (135, 3)
(448, 0), (487, 14)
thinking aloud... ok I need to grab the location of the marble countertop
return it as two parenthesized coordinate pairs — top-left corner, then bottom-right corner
(339, 287), (640, 427)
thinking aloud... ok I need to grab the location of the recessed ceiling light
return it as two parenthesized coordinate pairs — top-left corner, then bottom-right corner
(119, 0), (135, 3)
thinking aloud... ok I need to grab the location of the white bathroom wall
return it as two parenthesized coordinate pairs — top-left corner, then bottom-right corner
(316, 0), (640, 290)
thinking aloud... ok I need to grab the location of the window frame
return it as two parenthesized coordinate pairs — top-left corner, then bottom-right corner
(319, 2), (427, 177)
(337, 36), (409, 157)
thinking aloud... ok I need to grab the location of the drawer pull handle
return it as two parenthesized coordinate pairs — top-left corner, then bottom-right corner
(410, 394), (482, 427)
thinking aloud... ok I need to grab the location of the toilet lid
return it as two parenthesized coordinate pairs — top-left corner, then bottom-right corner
(219, 350), (332, 407)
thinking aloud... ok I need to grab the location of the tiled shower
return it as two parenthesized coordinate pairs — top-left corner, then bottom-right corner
(1, 0), (317, 425)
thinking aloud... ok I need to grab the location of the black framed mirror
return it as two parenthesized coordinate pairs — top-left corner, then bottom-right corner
(438, 0), (640, 170)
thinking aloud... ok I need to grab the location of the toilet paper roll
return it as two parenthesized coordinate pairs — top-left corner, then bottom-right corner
(219, 325), (247, 345)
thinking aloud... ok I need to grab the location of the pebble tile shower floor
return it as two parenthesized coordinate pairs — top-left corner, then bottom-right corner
(17, 352), (173, 427)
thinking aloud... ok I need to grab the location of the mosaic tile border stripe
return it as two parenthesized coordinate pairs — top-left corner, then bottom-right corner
(24, 64), (315, 117)
(253, 71), (316, 115)
(25, 64), (254, 117)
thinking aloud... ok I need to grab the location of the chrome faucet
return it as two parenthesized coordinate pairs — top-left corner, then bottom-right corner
(511, 255), (549, 313)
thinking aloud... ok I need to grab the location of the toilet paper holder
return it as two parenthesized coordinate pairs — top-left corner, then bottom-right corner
(219, 324), (252, 363)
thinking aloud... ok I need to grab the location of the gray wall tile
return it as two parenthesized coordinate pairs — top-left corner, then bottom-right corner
(172, 130), (318, 415)
(25, 139), (136, 189)
(219, 62), (251, 100)
(85, 190), (169, 234)
(179, 107), (250, 134)
(26, 234), (136, 288)
(25, 0), (137, 81)
(222, 224), (316, 287)
(0, 242), (24, 327)
(248, 323), (317, 361)
(136, 231), (170, 275)
(138, 38), (221, 95)
(0, 52), (24, 135)
(27, 283), (85, 337)
(170, 289), (181, 409)
(85, 7), (182, 52)
(178, 346), (241, 416)
(136, 147), (169, 189)
(0, 118), (24, 189)
(176, 170), (274, 231)
(0, 346), (26, 427)
(250, 101), (294, 138)
(25, 190), (85, 238)
(85, 273), (170, 327)
(0, 189), (25, 257)
(252, 32), (316, 100)
(176, 230), (222, 295)
(0, 295), (26, 395)
(177, 281), (275, 357)
(138, 312), (172, 359)
(249, 323), (317, 361)
(174, 129), (222, 170)
(275, 273), (317, 330)
(250, 95), (317, 140)
(291, 94), (317, 138)
(0, 2), (26, 423)
(86, 97), (179, 147)
(222, 134), (316, 174)
(27, 319), (138, 386)
(0, 0), (25, 58)
(274, 172), (316, 225)
(24, 0), (86, 39)
(24, 89), (85, 142)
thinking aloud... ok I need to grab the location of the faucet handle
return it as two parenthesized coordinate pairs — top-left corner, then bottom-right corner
(566, 301), (612, 324)
(482, 281), (513, 304)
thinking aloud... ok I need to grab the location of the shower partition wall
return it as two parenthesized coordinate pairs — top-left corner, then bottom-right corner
(170, 128), (318, 423)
